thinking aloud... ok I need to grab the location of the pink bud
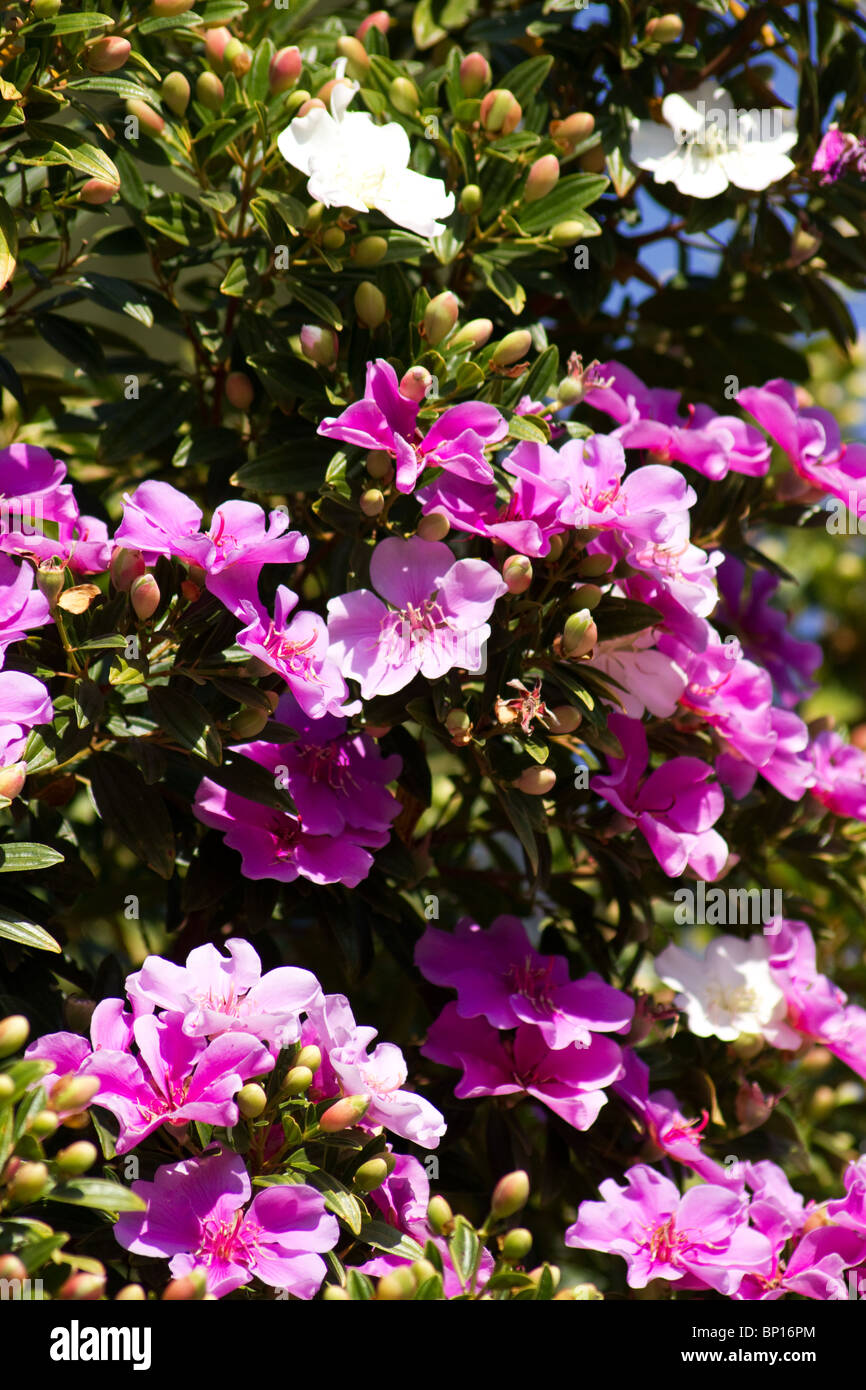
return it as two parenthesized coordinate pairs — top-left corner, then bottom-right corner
(85, 36), (131, 73)
(300, 324), (339, 367)
(80, 178), (119, 205)
(204, 25), (232, 71)
(480, 89), (522, 135)
(225, 371), (254, 410)
(503, 554), (533, 594)
(130, 574), (160, 621)
(0, 762), (26, 801)
(399, 366), (432, 402)
(269, 44), (302, 94)
(109, 547), (145, 592)
(356, 10), (390, 39)
(525, 154), (560, 203)
(459, 52), (492, 97)
(319, 1095), (370, 1132)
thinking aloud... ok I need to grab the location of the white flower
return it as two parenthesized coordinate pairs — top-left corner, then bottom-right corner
(630, 80), (796, 199)
(277, 73), (455, 238)
(655, 934), (800, 1046)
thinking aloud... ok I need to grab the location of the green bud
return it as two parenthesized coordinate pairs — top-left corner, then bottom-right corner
(512, 766), (556, 796)
(353, 1157), (390, 1191)
(548, 705), (581, 735)
(282, 1066), (314, 1097)
(8, 1160), (50, 1205)
(237, 1083), (268, 1118)
(300, 324), (339, 367)
(491, 330), (532, 367)
(503, 554), (533, 594)
(360, 489), (385, 517)
(319, 1094), (370, 1132)
(126, 98), (165, 136)
(0, 1014), (29, 1058)
(161, 71), (190, 116)
(422, 291), (459, 347)
(556, 375), (585, 405)
(115, 1283), (147, 1300)
(295, 1045), (322, 1074)
(223, 37), (252, 78)
(229, 707), (269, 739)
(502, 1227), (533, 1261)
(354, 280), (387, 329)
(450, 318), (493, 351)
(32, 0), (62, 15)
(445, 709), (471, 734)
(323, 1284), (350, 1300)
(576, 552), (612, 579)
(55, 1141), (98, 1177)
(550, 111), (595, 154)
(410, 1258), (438, 1284)
(27, 1109), (59, 1137)
(480, 89), (521, 135)
(524, 154), (560, 203)
(353, 235), (388, 268)
(322, 226), (345, 251)
(49, 1073), (100, 1114)
(376, 1267), (416, 1300)
(389, 77), (419, 116)
(491, 1170), (530, 1219)
(459, 184), (483, 215)
(336, 35), (369, 79)
(562, 608), (598, 658)
(570, 583), (602, 611)
(416, 511), (449, 542)
(550, 220), (585, 246)
(427, 1194), (453, 1235)
(196, 71), (225, 111)
(0, 1075), (14, 1102)
(366, 450), (392, 480)
(644, 14), (684, 44)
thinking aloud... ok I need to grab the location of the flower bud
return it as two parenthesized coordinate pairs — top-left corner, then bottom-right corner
(148, 0), (193, 14)
(126, 99), (165, 136)
(116, 1283), (147, 1300)
(512, 766), (556, 796)
(417, 511), (449, 542)
(336, 34), (369, 77)
(550, 220), (586, 246)
(281, 1065), (313, 1097)
(225, 371), (254, 410)
(427, 1194), (453, 1235)
(562, 609), (597, 658)
(160, 71), (190, 116)
(444, 710), (472, 747)
(422, 291), (459, 346)
(27, 1109), (59, 1137)
(0, 1255), (27, 1282)
(503, 554), (533, 594)
(573, 1282), (604, 1300)
(319, 1094), (370, 1132)
(735, 1080), (774, 1132)
(0, 763), (26, 801)
(550, 111), (595, 154)
(357, 10), (390, 40)
(502, 1227), (532, 1262)
(55, 1141), (98, 1176)
(354, 281), (387, 329)
(353, 1157), (390, 1191)
(295, 1045), (321, 1074)
(130, 574), (160, 621)
(360, 489), (385, 518)
(196, 71), (224, 111)
(353, 235), (387, 267)
(204, 26), (231, 71)
(80, 178), (119, 205)
(576, 552), (612, 579)
(389, 77), (419, 116)
(85, 36), (130, 73)
(267, 46), (302, 97)
(300, 325), (339, 367)
(644, 14), (684, 43)
(450, 318), (493, 351)
(31, 0), (61, 15)
(162, 1269), (207, 1300)
(548, 705), (581, 735)
(229, 707), (269, 739)
(399, 365), (432, 402)
(223, 37), (251, 79)
(0, 1014), (29, 1058)
(320, 223), (344, 249)
(49, 1073), (100, 1114)
(237, 1083), (268, 1118)
(801, 1209), (830, 1237)
(491, 329), (531, 367)
(323, 1283), (350, 1299)
(546, 534), (565, 562)
(8, 1161), (50, 1205)
(376, 1267), (416, 1299)
(459, 52), (492, 97)
(366, 450), (392, 480)
(0, 1076), (13, 1104)
(316, 77), (351, 107)
(109, 546), (145, 592)
(58, 1271), (105, 1300)
(525, 154), (560, 203)
(459, 184), (483, 215)
(480, 89), (521, 135)
(570, 583), (602, 611)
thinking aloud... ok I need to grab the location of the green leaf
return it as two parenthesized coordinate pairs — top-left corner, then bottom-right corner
(518, 174), (609, 235)
(0, 195), (17, 291)
(24, 11), (115, 35)
(346, 1269), (374, 1299)
(0, 912), (61, 953)
(197, 751), (295, 813)
(16, 123), (119, 183)
(219, 257), (251, 298)
(448, 1216), (481, 1287)
(361, 1220), (426, 1262)
(474, 256), (525, 314)
(143, 194), (215, 247)
(89, 753), (176, 880)
(66, 76), (158, 103)
(149, 686), (222, 765)
(0, 843), (64, 873)
(284, 277), (343, 330)
(46, 1180), (146, 1213)
(73, 272), (155, 327)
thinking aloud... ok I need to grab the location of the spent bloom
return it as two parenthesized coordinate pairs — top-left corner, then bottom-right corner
(114, 1150), (338, 1299)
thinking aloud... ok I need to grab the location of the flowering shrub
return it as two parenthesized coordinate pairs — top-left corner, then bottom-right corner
(2, 0), (866, 1307)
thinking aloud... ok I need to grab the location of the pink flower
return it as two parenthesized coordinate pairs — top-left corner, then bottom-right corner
(769, 918), (866, 1079)
(114, 1150), (338, 1298)
(422, 1004), (624, 1131)
(738, 378), (866, 515)
(591, 712), (728, 879)
(327, 536), (506, 699)
(808, 729), (866, 821)
(812, 127), (864, 185)
(565, 1163), (773, 1295)
(0, 556), (52, 666)
(237, 585), (354, 720)
(415, 913), (634, 1049)
(126, 938), (321, 1049)
(612, 1051), (732, 1184)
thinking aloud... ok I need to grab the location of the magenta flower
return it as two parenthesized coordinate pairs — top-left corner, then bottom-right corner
(566, 1164), (773, 1295)
(115, 481), (309, 617)
(193, 777), (386, 888)
(422, 1003), (624, 1131)
(0, 556), (52, 666)
(415, 914), (633, 1050)
(812, 127), (864, 185)
(716, 706), (815, 804)
(663, 630), (777, 768)
(125, 938), (321, 1049)
(592, 712), (728, 879)
(0, 670), (53, 741)
(768, 918), (866, 1080)
(612, 1050), (732, 1184)
(114, 1150), (338, 1299)
(230, 691), (401, 839)
(82, 1012), (274, 1153)
(237, 585), (354, 720)
(327, 536), (507, 699)
(738, 378), (866, 515)
(299, 992), (378, 1102)
(318, 358), (507, 493)
(808, 729), (866, 822)
(717, 555), (822, 709)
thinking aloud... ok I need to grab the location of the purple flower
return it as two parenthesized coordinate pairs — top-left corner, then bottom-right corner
(591, 712), (728, 879)
(82, 1012), (274, 1153)
(415, 914), (633, 1050)
(114, 1150), (338, 1299)
(717, 555), (822, 709)
(565, 1164), (773, 1295)
(612, 1051), (732, 1184)
(327, 536), (507, 699)
(318, 358), (507, 493)
(422, 1004), (624, 1131)
(812, 127), (862, 185)
(237, 586), (354, 720)
(115, 481), (309, 617)
(193, 777), (385, 888)
(0, 556), (52, 666)
(808, 729), (866, 821)
(125, 938), (321, 1049)
(768, 918), (866, 1080)
(230, 691), (401, 839)
(738, 378), (866, 516)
